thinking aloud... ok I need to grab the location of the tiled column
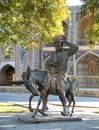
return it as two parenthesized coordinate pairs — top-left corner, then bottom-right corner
(14, 44), (22, 81)
(32, 48), (40, 70)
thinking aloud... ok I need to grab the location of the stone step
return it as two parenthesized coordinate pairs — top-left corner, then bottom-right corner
(0, 86), (29, 93)
(0, 86), (99, 97)
(77, 88), (99, 97)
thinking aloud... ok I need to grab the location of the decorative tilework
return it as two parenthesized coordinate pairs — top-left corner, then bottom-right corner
(79, 77), (99, 87)
(69, 63), (74, 75)
(20, 47), (27, 72)
(33, 49), (40, 69)
(43, 51), (52, 62)
(76, 52), (99, 76)
(92, 50), (99, 55)
(75, 50), (87, 60)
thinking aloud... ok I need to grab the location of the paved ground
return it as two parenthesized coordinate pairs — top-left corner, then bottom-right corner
(0, 92), (99, 130)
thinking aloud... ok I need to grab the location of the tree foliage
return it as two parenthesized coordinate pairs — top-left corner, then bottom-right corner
(79, 0), (99, 48)
(0, 0), (70, 53)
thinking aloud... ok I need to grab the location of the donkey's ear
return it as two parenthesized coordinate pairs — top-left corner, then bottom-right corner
(26, 65), (31, 80)
(27, 65), (31, 71)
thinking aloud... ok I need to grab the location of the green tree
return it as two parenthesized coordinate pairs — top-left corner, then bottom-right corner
(0, 0), (70, 54)
(79, 0), (99, 48)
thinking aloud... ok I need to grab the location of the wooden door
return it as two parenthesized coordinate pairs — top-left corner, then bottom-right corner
(6, 67), (15, 86)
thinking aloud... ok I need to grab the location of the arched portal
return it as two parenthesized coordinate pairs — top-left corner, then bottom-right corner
(76, 52), (99, 88)
(0, 64), (15, 86)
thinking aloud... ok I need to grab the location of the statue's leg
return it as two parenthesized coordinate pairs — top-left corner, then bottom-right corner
(56, 76), (69, 116)
(29, 94), (34, 112)
(59, 88), (69, 116)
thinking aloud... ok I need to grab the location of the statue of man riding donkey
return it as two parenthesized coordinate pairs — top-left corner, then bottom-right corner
(12, 20), (79, 118)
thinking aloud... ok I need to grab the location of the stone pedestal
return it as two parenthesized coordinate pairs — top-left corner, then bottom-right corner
(18, 114), (82, 124)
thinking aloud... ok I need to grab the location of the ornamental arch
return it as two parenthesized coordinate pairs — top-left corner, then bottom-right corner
(76, 51), (99, 88)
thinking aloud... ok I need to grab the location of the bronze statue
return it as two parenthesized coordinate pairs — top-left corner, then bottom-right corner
(12, 20), (79, 118)
(12, 35), (79, 118)
(30, 34), (78, 117)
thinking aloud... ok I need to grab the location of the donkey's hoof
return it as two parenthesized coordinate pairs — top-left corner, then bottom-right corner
(61, 111), (69, 116)
(29, 108), (34, 112)
(70, 113), (73, 116)
(32, 114), (35, 118)
(42, 106), (48, 111)
(42, 113), (48, 116)
(38, 109), (48, 116)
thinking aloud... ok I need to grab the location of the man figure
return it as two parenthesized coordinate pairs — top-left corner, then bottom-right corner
(44, 35), (79, 115)
(45, 35), (78, 77)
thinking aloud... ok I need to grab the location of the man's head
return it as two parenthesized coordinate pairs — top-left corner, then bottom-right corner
(51, 35), (65, 50)
(54, 41), (63, 50)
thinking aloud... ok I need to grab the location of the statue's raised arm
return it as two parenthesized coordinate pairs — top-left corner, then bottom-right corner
(63, 39), (79, 56)
(62, 19), (79, 56)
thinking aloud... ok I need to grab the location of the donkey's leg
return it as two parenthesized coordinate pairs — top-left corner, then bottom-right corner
(32, 89), (47, 118)
(38, 92), (48, 116)
(69, 91), (75, 116)
(71, 93), (75, 116)
(65, 91), (71, 108)
(42, 94), (49, 111)
(32, 94), (42, 118)
(29, 94), (34, 112)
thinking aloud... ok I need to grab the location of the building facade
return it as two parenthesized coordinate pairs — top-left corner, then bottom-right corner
(0, 6), (99, 91)
(68, 6), (99, 88)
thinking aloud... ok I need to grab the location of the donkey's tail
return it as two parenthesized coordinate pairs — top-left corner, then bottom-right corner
(75, 80), (80, 94)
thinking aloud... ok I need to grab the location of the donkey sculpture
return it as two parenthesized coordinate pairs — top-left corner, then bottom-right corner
(21, 66), (79, 118)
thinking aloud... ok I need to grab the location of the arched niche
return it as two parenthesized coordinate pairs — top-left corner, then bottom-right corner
(76, 51), (99, 88)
